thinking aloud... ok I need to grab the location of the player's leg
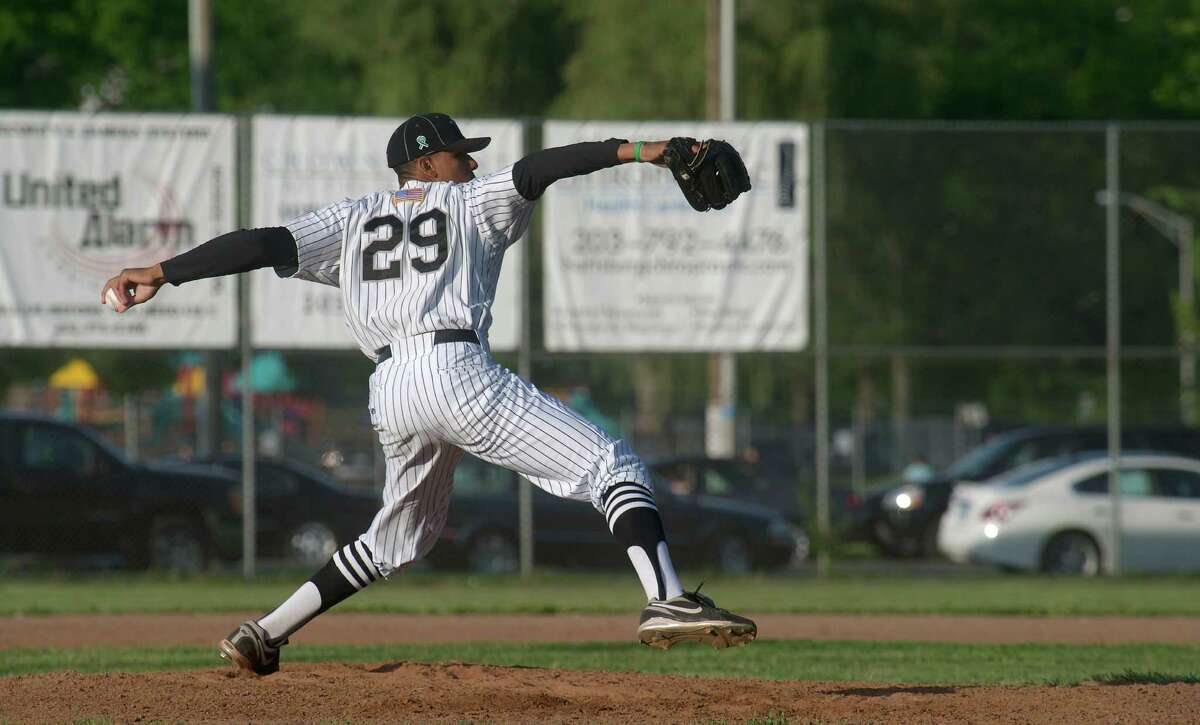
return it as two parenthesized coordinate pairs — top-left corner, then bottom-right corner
(221, 434), (459, 675)
(432, 347), (754, 647)
(357, 436), (463, 576)
(220, 364), (462, 675)
(245, 436), (457, 642)
(220, 536), (383, 676)
(431, 351), (681, 600)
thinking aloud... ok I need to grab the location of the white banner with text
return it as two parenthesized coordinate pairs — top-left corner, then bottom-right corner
(251, 116), (525, 350)
(0, 112), (236, 347)
(543, 122), (808, 351)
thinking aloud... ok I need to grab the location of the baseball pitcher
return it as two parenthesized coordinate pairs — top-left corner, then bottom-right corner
(102, 113), (754, 676)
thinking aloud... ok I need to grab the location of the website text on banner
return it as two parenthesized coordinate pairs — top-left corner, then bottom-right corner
(543, 122), (808, 352)
(250, 116), (525, 351)
(0, 112), (236, 348)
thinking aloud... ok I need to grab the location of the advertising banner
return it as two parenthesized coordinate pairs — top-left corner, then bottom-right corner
(543, 122), (808, 351)
(251, 116), (525, 350)
(0, 112), (236, 347)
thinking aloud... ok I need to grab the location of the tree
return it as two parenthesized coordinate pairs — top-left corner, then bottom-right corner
(252, 0), (578, 117)
(0, 0), (187, 111)
(1153, 3), (1200, 114)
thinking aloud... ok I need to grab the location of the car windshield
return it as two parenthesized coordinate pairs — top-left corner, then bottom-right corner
(944, 436), (1017, 479)
(990, 457), (1075, 487)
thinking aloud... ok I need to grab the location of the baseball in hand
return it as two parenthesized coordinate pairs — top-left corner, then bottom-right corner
(105, 288), (122, 310)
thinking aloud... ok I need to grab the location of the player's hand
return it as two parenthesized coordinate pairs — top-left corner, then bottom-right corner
(101, 264), (166, 313)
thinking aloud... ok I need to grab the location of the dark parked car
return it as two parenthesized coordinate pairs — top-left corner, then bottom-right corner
(849, 426), (1200, 558)
(0, 413), (242, 571)
(171, 457), (381, 567)
(648, 456), (804, 522)
(427, 454), (808, 573)
(646, 455), (863, 530)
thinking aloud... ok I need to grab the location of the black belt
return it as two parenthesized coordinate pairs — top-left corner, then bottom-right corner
(375, 329), (479, 363)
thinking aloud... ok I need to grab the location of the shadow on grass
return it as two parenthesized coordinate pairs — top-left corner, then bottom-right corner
(822, 686), (958, 697)
(1092, 670), (1200, 686)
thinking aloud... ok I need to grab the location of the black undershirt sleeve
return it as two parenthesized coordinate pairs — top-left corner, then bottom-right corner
(511, 138), (626, 201)
(160, 226), (298, 286)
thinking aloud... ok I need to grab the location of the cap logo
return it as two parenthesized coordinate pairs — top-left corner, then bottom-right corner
(416, 135), (429, 150)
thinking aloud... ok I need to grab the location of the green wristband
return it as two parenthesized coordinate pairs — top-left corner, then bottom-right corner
(634, 141), (643, 163)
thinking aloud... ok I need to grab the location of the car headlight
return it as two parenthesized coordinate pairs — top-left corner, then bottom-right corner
(884, 485), (925, 511)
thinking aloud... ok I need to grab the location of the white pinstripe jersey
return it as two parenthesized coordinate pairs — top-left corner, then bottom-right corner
(278, 165), (533, 359)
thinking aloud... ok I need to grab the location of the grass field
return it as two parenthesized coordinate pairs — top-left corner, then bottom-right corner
(5, 571), (1199, 699)
(3, 640), (1199, 685)
(3, 571), (1200, 616)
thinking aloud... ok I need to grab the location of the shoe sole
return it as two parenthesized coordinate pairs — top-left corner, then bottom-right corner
(218, 638), (272, 676)
(637, 619), (757, 650)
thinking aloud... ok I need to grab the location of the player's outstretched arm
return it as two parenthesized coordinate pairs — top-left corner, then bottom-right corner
(100, 226), (298, 313)
(511, 139), (674, 200)
(511, 138), (748, 213)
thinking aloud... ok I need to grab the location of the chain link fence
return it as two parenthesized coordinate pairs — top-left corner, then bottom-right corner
(8, 121), (1200, 569)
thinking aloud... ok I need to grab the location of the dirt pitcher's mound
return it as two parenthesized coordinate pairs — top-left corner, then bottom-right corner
(3, 663), (1198, 724)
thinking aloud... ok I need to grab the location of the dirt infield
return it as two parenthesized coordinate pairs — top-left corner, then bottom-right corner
(2, 662), (1198, 724)
(4, 611), (1199, 648)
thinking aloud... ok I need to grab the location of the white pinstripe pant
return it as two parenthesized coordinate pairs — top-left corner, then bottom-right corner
(361, 337), (652, 575)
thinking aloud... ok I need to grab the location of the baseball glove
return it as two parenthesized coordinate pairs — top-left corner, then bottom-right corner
(662, 137), (751, 211)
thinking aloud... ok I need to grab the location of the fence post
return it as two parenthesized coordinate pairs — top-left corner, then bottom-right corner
(1105, 123), (1122, 576)
(238, 114), (257, 579)
(813, 121), (830, 576)
(518, 119), (535, 578)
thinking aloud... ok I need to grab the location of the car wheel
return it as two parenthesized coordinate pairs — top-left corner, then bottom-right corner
(1041, 531), (1102, 576)
(149, 516), (209, 574)
(873, 519), (917, 558)
(713, 533), (753, 574)
(892, 532), (923, 559)
(467, 531), (518, 573)
(289, 522), (338, 568)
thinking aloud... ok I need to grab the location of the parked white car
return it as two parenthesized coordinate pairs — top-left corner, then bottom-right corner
(938, 453), (1200, 575)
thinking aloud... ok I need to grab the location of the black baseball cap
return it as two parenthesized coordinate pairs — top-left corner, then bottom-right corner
(386, 113), (491, 167)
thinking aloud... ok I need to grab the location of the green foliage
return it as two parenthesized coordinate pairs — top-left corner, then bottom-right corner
(212, 0), (360, 114)
(739, 1), (827, 119)
(89, 0), (190, 110)
(235, 0), (579, 117)
(84, 351), (176, 397)
(551, 0), (705, 119)
(0, 350), (71, 393)
(1152, 3), (1200, 114)
(0, 0), (105, 109)
(3, 0), (1200, 425)
(0, 0), (189, 111)
(820, 0), (1200, 120)
(823, 0), (947, 118)
(6, 1), (1198, 125)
